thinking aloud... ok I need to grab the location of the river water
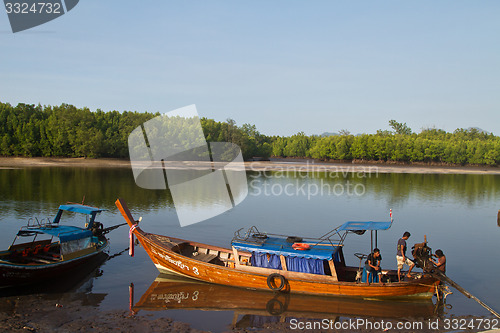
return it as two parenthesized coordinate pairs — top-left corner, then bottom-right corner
(0, 164), (499, 332)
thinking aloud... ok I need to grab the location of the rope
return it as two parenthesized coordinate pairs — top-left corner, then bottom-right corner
(129, 224), (138, 257)
(129, 224), (139, 234)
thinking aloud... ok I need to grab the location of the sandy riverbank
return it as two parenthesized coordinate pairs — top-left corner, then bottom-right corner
(1, 156), (499, 175)
(0, 157), (132, 169)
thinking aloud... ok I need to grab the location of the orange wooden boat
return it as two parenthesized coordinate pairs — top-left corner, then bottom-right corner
(116, 198), (440, 299)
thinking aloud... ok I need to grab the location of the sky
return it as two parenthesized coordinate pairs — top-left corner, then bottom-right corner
(1, 1), (499, 136)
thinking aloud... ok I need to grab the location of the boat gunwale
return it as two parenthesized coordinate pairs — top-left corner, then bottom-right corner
(0, 238), (109, 269)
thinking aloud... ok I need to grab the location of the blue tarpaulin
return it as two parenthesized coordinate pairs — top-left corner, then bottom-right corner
(285, 256), (325, 275)
(338, 221), (392, 231)
(232, 236), (340, 260)
(29, 225), (93, 243)
(233, 236), (340, 275)
(250, 253), (282, 269)
(249, 252), (325, 275)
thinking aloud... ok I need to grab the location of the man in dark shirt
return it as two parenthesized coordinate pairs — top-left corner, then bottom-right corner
(397, 231), (415, 281)
(365, 248), (382, 285)
(430, 249), (446, 274)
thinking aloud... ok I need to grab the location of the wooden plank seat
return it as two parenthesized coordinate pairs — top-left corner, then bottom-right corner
(34, 254), (60, 261)
(30, 257), (53, 264)
(190, 253), (218, 263)
(148, 234), (179, 248)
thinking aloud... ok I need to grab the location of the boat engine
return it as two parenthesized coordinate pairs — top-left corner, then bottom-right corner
(91, 222), (104, 236)
(411, 240), (434, 272)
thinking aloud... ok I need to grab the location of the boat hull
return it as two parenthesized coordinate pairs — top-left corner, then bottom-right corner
(0, 241), (109, 288)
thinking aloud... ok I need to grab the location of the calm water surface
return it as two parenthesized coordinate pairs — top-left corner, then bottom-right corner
(1, 165), (499, 331)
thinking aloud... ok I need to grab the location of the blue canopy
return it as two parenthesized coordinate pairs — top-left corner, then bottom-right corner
(338, 221), (392, 231)
(52, 204), (104, 226)
(29, 225), (93, 243)
(232, 237), (340, 260)
(57, 204), (104, 215)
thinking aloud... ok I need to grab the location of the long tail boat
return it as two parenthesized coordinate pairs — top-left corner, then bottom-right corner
(116, 198), (440, 299)
(0, 203), (120, 288)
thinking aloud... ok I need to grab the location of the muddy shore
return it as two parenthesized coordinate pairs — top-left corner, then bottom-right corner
(0, 293), (209, 333)
(1, 293), (496, 333)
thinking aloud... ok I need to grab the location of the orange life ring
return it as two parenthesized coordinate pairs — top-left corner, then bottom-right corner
(292, 243), (310, 250)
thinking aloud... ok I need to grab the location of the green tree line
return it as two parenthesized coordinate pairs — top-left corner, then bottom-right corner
(0, 102), (272, 160)
(1, 102), (498, 165)
(273, 122), (500, 166)
(0, 102), (156, 158)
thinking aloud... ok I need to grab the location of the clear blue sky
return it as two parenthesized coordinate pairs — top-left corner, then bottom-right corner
(1, 1), (499, 136)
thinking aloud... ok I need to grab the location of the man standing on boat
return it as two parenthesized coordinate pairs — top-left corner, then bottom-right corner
(397, 231), (415, 281)
(365, 248), (383, 285)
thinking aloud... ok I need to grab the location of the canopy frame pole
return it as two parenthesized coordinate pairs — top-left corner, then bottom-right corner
(370, 230), (373, 253)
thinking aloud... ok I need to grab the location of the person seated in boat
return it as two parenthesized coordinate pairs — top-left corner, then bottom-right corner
(365, 248), (382, 285)
(397, 231), (415, 282)
(429, 249), (446, 274)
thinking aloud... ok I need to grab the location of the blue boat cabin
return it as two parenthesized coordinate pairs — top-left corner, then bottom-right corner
(230, 221), (392, 282)
(232, 236), (345, 280)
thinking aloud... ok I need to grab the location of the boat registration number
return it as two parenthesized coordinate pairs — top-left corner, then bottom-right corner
(151, 248), (200, 275)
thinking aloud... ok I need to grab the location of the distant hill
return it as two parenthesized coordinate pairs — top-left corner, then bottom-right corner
(319, 132), (339, 137)
(320, 128), (491, 137)
(319, 131), (363, 137)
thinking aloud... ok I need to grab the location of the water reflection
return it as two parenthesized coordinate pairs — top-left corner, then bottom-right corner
(0, 251), (109, 298)
(0, 167), (172, 216)
(247, 171), (500, 207)
(132, 275), (438, 330)
(1, 168), (499, 216)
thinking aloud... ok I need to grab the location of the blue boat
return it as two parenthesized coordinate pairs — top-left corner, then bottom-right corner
(0, 203), (112, 288)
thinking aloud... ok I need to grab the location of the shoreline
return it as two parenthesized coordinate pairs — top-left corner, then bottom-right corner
(1, 156), (499, 175)
(0, 157), (132, 169)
